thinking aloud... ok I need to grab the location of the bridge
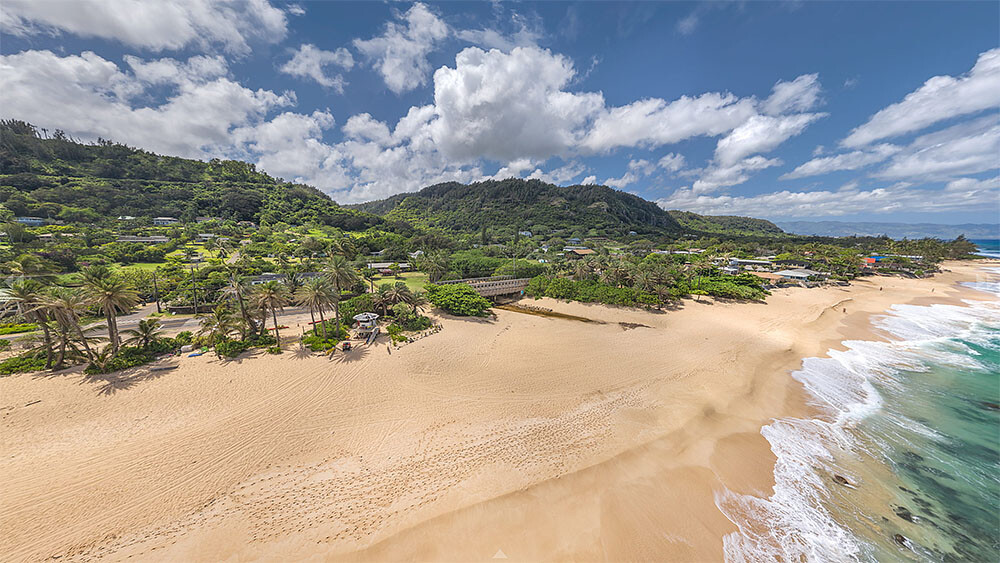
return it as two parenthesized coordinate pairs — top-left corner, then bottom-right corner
(438, 275), (532, 297)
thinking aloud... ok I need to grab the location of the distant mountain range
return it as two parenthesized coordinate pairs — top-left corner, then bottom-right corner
(777, 221), (999, 240)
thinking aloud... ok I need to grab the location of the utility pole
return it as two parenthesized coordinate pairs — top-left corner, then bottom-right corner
(152, 271), (161, 313)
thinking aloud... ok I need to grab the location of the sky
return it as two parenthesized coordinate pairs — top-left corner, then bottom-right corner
(1, 1), (998, 224)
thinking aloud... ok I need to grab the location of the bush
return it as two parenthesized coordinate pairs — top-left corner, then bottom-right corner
(0, 339), (11, 350)
(386, 323), (406, 343)
(174, 331), (194, 345)
(0, 322), (37, 335)
(301, 333), (340, 351)
(266, 346), (282, 354)
(85, 346), (155, 375)
(215, 339), (251, 358)
(0, 350), (47, 375)
(424, 283), (492, 317)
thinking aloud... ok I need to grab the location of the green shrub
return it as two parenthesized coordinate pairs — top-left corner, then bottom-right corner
(424, 283), (492, 317)
(266, 346), (282, 354)
(215, 339), (251, 358)
(85, 346), (155, 375)
(0, 339), (11, 350)
(0, 350), (47, 375)
(386, 323), (406, 343)
(301, 334), (340, 351)
(0, 322), (37, 335)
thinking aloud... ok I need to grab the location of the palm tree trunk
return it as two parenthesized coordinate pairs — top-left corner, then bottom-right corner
(73, 323), (96, 362)
(318, 306), (328, 340)
(35, 313), (53, 369)
(309, 307), (317, 336)
(271, 308), (280, 346)
(333, 282), (341, 338)
(106, 310), (119, 355)
(236, 292), (252, 338)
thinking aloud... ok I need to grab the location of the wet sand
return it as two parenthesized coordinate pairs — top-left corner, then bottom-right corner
(0, 260), (990, 562)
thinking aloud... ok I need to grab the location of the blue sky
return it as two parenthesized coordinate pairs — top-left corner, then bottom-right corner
(1, 1), (997, 224)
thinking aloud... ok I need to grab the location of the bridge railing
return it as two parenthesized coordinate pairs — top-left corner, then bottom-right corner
(437, 275), (514, 285)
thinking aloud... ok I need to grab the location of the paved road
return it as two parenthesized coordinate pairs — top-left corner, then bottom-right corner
(3, 305), (313, 342)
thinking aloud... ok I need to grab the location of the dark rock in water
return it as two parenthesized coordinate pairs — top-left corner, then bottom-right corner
(913, 497), (933, 509)
(894, 506), (916, 522)
(893, 533), (908, 547)
(833, 474), (852, 486)
(923, 465), (950, 478)
(981, 401), (999, 411)
(899, 486), (914, 493)
(902, 451), (925, 463)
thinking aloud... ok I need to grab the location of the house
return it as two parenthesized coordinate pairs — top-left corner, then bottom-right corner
(775, 268), (826, 281)
(562, 245), (589, 252)
(567, 237), (582, 245)
(750, 272), (784, 285)
(247, 272), (324, 285)
(366, 262), (411, 270)
(117, 215), (136, 221)
(195, 233), (229, 243)
(565, 249), (596, 259)
(518, 230), (533, 237)
(153, 216), (179, 226)
(117, 235), (169, 244)
(409, 250), (424, 258)
(721, 266), (741, 275)
(15, 216), (45, 227)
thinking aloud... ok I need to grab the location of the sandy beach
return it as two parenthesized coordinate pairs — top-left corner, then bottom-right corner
(0, 260), (992, 562)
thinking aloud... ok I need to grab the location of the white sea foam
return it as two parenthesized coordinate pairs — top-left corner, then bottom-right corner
(719, 277), (1000, 563)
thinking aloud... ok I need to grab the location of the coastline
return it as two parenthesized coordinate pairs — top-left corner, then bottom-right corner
(0, 260), (993, 561)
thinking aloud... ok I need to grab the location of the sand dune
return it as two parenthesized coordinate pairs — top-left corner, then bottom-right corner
(0, 261), (989, 562)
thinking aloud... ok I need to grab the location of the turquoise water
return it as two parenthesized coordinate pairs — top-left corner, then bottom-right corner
(720, 268), (1000, 562)
(972, 239), (1000, 259)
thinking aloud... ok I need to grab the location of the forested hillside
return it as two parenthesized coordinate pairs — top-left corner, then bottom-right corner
(353, 179), (683, 236)
(667, 210), (786, 237)
(0, 120), (381, 230)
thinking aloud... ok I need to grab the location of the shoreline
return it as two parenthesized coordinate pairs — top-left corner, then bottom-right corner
(0, 260), (993, 561)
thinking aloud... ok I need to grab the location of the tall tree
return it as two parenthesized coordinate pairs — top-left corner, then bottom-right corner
(81, 266), (138, 356)
(252, 281), (289, 346)
(0, 280), (54, 368)
(295, 277), (335, 339)
(324, 255), (358, 336)
(43, 287), (98, 363)
(221, 270), (254, 338)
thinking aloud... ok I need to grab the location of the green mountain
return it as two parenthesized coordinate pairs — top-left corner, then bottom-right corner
(0, 120), (382, 230)
(353, 179), (683, 236)
(667, 210), (786, 236)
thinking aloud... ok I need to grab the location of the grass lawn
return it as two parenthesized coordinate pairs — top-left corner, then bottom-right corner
(370, 271), (429, 293)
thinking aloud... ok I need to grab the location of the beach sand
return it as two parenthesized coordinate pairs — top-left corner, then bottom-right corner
(0, 261), (991, 562)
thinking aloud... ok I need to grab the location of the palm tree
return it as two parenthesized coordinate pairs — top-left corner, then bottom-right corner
(122, 319), (163, 349)
(632, 269), (656, 292)
(43, 287), (98, 363)
(198, 306), (238, 351)
(329, 237), (357, 260)
(371, 287), (391, 317)
(294, 278), (335, 339)
(221, 271), (254, 338)
(324, 255), (359, 335)
(0, 280), (54, 368)
(81, 266), (138, 356)
(409, 290), (428, 315)
(252, 281), (289, 346)
(418, 251), (448, 283)
(383, 282), (414, 311)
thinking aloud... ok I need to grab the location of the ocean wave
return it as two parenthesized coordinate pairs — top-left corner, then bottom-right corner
(719, 276), (1000, 562)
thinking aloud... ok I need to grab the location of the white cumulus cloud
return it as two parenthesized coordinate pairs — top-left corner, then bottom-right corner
(353, 2), (448, 95)
(842, 48), (1000, 147)
(0, 0), (289, 55)
(280, 44), (354, 92)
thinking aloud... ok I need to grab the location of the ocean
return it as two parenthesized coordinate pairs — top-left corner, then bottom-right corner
(972, 239), (1000, 260)
(719, 266), (1000, 562)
